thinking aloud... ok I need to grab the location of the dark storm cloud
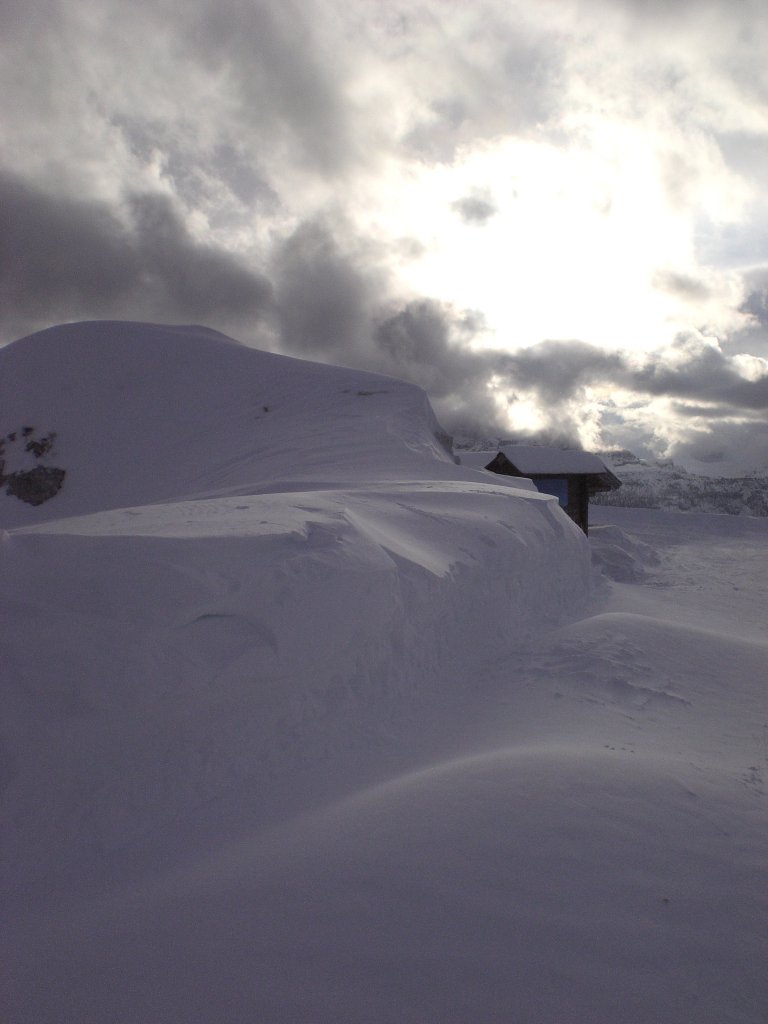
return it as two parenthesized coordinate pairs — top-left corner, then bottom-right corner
(0, 171), (273, 340)
(631, 335), (768, 411)
(670, 402), (742, 419)
(272, 219), (378, 360)
(450, 194), (498, 225)
(504, 341), (626, 402)
(499, 333), (768, 416)
(270, 227), (621, 442)
(5, 161), (764, 449)
(376, 301), (455, 370)
(728, 268), (768, 362)
(176, 0), (356, 175)
(1, 173), (140, 321)
(740, 268), (768, 326)
(372, 307), (590, 447)
(127, 192), (274, 318)
(669, 419), (768, 469)
(271, 221), (487, 399)
(374, 301), (491, 395)
(370, 300), (572, 442)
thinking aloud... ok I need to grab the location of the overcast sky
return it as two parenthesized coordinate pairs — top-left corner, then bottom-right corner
(2, 0), (768, 471)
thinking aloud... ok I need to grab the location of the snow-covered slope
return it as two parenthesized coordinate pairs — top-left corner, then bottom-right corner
(3, 324), (766, 1023)
(1, 320), (587, 875)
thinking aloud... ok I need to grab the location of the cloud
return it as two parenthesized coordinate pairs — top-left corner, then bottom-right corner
(112, 117), (280, 220)
(267, 220), (531, 436)
(740, 268), (768, 326)
(174, 0), (358, 177)
(503, 342), (626, 403)
(630, 333), (768, 411)
(127, 191), (274, 319)
(492, 330), (768, 418)
(0, 171), (273, 341)
(3, 167), (767, 465)
(652, 270), (714, 302)
(1, 0), (768, 469)
(271, 218), (381, 361)
(374, 302), (479, 392)
(450, 194), (498, 225)
(0, 172), (140, 329)
(667, 417), (768, 473)
(270, 223), (515, 435)
(401, 13), (564, 161)
(725, 267), (768, 363)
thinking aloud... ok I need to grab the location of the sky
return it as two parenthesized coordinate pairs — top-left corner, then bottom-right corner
(2, 0), (768, 471)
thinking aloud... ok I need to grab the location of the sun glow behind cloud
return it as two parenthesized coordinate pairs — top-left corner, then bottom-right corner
(359, 115), (749, 359)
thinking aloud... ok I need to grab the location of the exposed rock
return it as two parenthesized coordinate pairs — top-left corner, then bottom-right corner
(4, 466), (66, 506)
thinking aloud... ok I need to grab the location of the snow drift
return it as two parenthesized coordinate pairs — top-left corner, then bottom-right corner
(1, 321), (589, 882)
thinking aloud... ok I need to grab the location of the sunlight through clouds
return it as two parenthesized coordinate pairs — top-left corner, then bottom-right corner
(376, 133), (699, 353)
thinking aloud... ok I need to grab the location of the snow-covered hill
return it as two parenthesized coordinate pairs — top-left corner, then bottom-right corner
(0, 320), (466, 528)
(2, 323), (766, 1023)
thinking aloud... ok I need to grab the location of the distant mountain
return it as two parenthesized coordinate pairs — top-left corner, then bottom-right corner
(594, 450), (768, 516)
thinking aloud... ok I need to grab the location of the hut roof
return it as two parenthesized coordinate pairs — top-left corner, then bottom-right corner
(460, 445), (621, 491)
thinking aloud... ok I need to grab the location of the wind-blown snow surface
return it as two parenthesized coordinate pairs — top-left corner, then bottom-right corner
(2, 324), (767, 1023)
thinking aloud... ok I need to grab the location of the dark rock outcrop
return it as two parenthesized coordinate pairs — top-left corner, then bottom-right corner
(4, 465), (66, 506)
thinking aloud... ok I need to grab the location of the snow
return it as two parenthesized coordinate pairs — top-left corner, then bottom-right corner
(2, 322), (767, 1023)
(495, 444), (613, 475)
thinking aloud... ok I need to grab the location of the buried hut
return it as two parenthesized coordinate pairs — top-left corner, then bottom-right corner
(460, 445), (621, 534)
